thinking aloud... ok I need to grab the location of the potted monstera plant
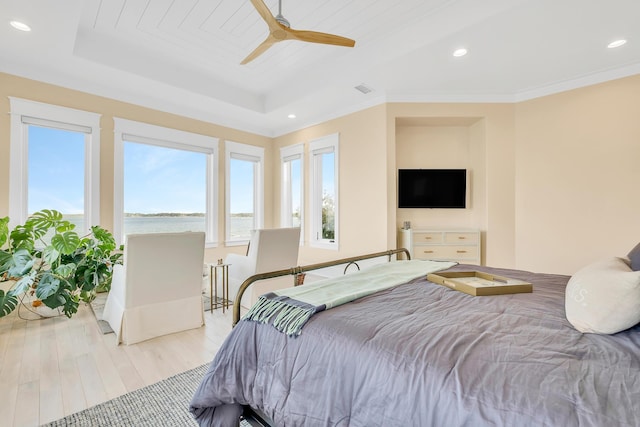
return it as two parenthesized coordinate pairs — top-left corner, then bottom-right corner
(0, 209), (122, 318)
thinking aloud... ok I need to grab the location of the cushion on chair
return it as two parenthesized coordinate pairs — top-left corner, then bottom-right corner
(225, 227), (301, 309)
(102, 232), (206, 345)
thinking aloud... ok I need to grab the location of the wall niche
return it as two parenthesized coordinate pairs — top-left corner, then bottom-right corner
(395, 116), (486, 232)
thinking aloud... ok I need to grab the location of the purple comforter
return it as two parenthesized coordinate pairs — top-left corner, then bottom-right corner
(190, 264), (640, 426)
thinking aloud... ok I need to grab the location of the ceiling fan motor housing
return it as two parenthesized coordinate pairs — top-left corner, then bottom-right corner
(275, 14), (290, 28)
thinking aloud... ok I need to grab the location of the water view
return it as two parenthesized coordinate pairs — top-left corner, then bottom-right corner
(124, 215), (254, 240)
(124, 215), (205, 234)
(58, 214), (254, 240)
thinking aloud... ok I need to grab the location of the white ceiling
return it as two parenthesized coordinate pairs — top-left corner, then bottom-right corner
(2, 0), (639, 137)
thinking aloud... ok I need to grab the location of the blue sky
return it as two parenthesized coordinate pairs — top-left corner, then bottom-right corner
(28, 126), (85, 214)
(290, 158), (302, 214)
(29, 126), (256, 215)
(124, 141), (207, 214)
(229, 158), (254, 214)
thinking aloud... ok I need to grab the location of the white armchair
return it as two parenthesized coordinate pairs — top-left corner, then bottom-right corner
(225, 227), (301, 308)
(102, 232), (206, 345)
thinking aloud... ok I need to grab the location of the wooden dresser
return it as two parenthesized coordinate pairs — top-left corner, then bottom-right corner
(399, 228), (481, 265)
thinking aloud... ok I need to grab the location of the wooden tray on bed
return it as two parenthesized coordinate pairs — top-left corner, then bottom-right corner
(426, 271), (532, 296)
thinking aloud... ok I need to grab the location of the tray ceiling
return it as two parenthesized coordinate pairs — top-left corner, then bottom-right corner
(1, 0), (639, 136)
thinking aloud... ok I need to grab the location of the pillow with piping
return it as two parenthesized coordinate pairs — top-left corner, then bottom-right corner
(565, 257), (640, 334)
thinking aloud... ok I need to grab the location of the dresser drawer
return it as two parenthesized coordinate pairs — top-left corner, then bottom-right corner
(413, 245), (479, 260)
(401, 228), (481, 264)
(439, 245), (479, 260)
(444, 232), (479, 244)
(412, 232), (443, 244)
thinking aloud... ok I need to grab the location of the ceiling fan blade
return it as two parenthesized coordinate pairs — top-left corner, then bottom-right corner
(287, 28), (355, 48)
(242, 0), (356, 64)
(250, 0), (280, 31)
(241, 36), (278, 64)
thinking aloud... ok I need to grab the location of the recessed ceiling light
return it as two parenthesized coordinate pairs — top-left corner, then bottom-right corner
(10, 20), (31, 32)
(453, 48), (468, 57)
(607, 39), (627, 49)
(288, 114), (296, 119)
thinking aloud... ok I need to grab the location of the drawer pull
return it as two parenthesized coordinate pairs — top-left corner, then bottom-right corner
(424, 237), (432, 240)
(458, 236), (466, 240)
(456, 250), (467, 253)
(423, 250), (434, 254)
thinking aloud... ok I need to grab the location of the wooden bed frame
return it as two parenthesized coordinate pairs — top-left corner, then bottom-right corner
(229, 248), (411, 426)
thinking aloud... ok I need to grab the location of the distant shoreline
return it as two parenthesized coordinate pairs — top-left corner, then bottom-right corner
(52, 213), (253, 237)
(58, 212), (253, 218)
(125, 213), (252, 217)
(124, 212), (205, 218)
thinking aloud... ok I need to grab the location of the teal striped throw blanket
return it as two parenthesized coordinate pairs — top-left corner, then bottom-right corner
(243, 259), (456, 336)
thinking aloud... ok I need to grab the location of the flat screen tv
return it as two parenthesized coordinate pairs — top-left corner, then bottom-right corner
(398, 169), (467, 208)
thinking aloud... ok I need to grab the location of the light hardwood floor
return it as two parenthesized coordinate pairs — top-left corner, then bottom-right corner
(0, 302), (234, 427)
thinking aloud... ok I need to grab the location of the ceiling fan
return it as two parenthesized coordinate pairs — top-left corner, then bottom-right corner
(242, 0), (356, 64)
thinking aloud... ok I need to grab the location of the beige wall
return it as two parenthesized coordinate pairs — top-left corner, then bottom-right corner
(394, 120), (485, 231)
(387, 104), (516, 267)
(274, 105), (390, 265)
(276, 103), (515, 266)
(277, 102), (516, 268)
(0, 72), (273, 263)
(3, 71), (639, 275)
(515, 74), (640, 274)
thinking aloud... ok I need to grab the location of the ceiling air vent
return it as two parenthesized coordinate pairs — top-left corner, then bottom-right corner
(354, 84), (373, 94)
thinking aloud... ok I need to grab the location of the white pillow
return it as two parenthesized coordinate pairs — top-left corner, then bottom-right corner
(565, 257), (640, 334)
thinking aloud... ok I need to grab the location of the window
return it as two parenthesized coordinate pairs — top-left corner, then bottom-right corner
(225, 141), (264, 244)
(113, 118), (218, 246)
(9, 98), (101, 233)
(309, 134), (339, 249)
(280, 144), (304, 237)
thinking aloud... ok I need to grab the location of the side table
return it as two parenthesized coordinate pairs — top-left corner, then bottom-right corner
(209, 263), (231, 313)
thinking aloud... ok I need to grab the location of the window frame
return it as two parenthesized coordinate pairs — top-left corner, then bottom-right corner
(9, 97), (101, 233)
(113, 118), (218, 247)
(225, 141), (265, 246)
(280, 143), (304, 243)
(309, 133), (339, 250)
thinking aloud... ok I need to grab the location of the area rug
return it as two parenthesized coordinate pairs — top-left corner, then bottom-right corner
(42, 363), (251, 427)
(89, 293), (219, 335)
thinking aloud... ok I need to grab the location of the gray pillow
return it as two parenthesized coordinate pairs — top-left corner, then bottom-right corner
(628, 242), (640, 271)
(565, 257), (640, 334)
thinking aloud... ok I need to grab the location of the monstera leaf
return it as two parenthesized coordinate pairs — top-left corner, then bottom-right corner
(9, 225), (34, 252)
(4, 249), (34, 278)
(51, 231), (80, 255)
(8, 270), (36, 297)
(55, 263), (76, 278)
(0, 209), (121, 318)
(24, 209), (65, 239)
(0, 290), (17, 317)
(36, 273), (61, 301)
(0, 250), (12, 273)
(42, 245), (61, 266)
(91, 226), (117, 252)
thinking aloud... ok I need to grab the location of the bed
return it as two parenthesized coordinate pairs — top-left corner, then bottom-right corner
(190, 250), (640, 427)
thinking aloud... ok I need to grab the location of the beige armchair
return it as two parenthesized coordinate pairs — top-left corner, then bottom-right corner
(102, 232), (206, 345)
(225, 227), (301, 308)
